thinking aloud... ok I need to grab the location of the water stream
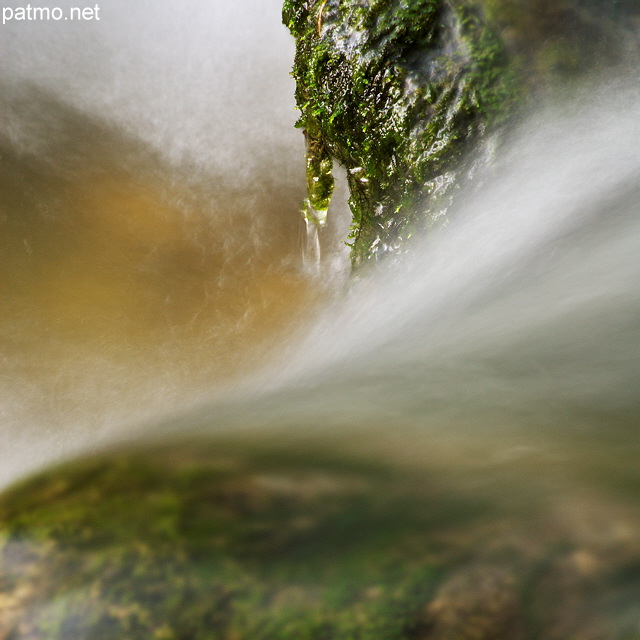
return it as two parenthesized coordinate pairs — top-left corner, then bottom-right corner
(1, 0), (339, 485)
(149, 77), (640, 495)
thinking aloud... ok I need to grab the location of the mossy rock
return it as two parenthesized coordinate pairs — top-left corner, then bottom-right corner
(282, 0), (640, 266)
(1, 440), (638, 639)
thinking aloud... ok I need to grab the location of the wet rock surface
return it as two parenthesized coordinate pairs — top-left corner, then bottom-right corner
(1, 442), (639, 639)
(283, 0), (640, 266)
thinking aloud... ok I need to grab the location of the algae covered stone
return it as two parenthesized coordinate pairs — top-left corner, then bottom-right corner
(1, 441), (638, 639)
(0, 444), (452, 639)
(282, 0), (640, 267)
(284, 0), (519, 266)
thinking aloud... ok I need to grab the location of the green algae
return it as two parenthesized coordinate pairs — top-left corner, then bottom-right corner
(283, 0), (520, 267)
(283, 0), (640, 267)
(2, 441), (639, 639)
(0, 445), (464, 639)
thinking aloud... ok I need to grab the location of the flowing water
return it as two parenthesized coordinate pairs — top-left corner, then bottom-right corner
(146, 76), (640, 506)
(0, 0), (353, 484)
(1, 1), (640, 637)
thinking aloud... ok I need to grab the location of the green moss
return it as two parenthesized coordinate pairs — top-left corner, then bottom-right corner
(283, 0), (640, 267)
(1, 441), (638, 638)
(0, 444), (474, 639)
(283, 0), (520, 267)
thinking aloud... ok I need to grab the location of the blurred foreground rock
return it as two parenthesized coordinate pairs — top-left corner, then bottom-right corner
(1, 442), (639, 639)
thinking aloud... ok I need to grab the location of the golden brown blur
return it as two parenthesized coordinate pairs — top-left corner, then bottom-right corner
(0, 87), (320, 435)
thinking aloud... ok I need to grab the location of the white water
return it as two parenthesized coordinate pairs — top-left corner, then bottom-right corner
(1, 0), (639, 501)
(158, 82), (640, 495)
(0, 0), (299, 177)
(0, 0), (309, 485)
